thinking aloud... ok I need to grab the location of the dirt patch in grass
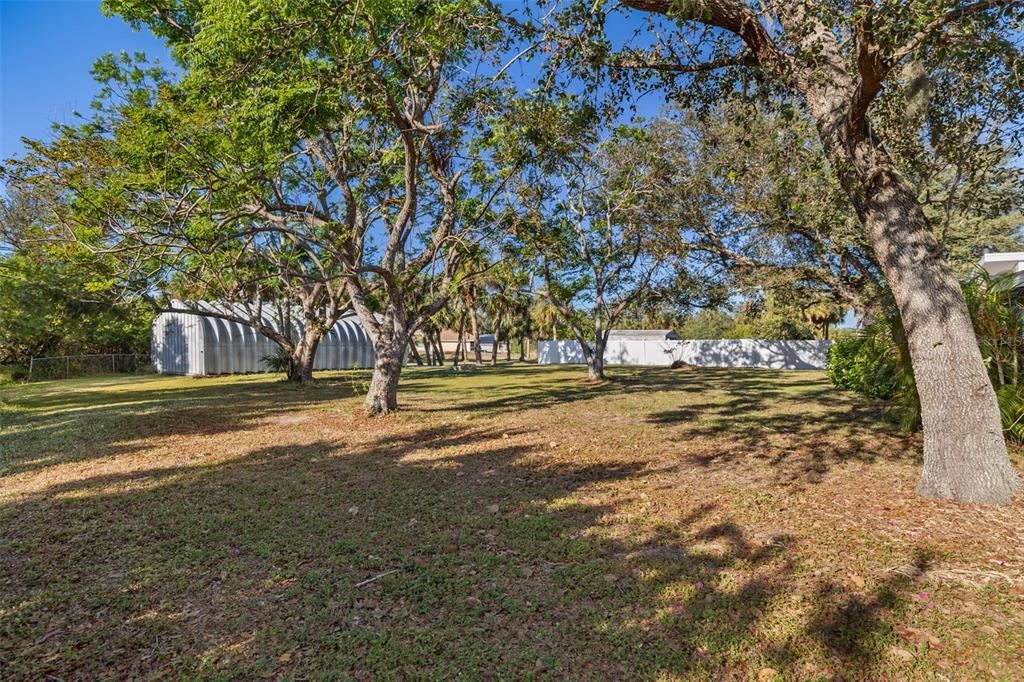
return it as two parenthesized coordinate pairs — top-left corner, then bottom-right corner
(1, 365), (1022, 680)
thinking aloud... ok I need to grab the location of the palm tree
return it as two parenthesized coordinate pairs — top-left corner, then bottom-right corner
(802, 301), (844, 340)
(482, 265), (531, 364)
(963, 270), (1024, 387)
(531, 298), (560, 342)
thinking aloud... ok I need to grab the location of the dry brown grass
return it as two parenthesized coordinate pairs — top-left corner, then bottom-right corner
(2, 364), (1022, 680)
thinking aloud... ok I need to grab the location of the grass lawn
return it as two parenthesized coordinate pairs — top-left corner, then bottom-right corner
(2, 364), (1023, 680)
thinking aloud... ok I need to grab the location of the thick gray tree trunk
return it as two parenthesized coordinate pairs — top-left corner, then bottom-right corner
(286, 329), (321, 384)
(587, 351), (605, 381)
(810, 90), (1021, 504)
(585, 334), (606, 381)
(856, 156), (1020, 503)
(365, 337), (404, 415)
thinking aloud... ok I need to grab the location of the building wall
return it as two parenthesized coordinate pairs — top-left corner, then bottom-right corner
(151, 312), (206, 375)
(537, 339), (832, 370)
(152, 312), (375, 375)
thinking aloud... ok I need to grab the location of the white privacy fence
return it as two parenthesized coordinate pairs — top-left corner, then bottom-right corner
(537, 339), (832, 370)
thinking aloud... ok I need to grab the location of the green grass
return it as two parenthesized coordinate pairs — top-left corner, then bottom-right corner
(2, 365), (1022, 680)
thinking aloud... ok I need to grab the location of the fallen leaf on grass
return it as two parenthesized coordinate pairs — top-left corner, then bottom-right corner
(898, 626), (940, 646)
(886, 646), (915, 662)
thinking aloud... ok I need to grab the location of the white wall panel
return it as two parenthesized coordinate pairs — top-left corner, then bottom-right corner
(538, 339), (831, 370)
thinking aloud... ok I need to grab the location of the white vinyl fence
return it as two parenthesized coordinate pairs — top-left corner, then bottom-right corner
(537, 339), (832, 370)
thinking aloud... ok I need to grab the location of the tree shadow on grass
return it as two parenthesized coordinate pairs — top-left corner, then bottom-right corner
(2, 364), (913, 492)
(644, 373), (919, 488)
(1, 417), (924, 680)
(411, 364), (838, 417)
(0, 371), (390, 476)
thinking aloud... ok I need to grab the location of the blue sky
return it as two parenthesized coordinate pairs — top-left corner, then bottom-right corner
(1, 0), (171, 159)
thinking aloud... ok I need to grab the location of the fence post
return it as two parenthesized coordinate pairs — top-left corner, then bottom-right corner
(28, 357), (34, 382)
(112, 354), (116, 373)
(66, 356), (70, 379)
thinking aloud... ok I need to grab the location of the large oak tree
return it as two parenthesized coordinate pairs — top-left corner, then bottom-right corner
(554, 0), (1023, 503)
(101, 0), (514, 412)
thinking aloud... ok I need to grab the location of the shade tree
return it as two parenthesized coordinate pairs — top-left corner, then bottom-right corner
(544, 0), (1024, 501)
(99, 0), (519, 411)
(1, 55), (355, 384)
(505, 121), (677, 380)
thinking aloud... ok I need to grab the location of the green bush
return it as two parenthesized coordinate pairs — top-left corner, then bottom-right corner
(826, 313), (920, 431)
(262, 347), (292, 373)
(826, 333), (899, 399)
(0, 364), (28, 385)
(828, 271), (1024, 440)
(996, 385), (1024, 445)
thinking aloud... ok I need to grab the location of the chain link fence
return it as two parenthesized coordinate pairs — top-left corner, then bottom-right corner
(27, 354), (153, 381)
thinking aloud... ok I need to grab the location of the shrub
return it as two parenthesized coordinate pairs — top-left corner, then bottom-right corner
(262, 347), (292, 373)
(826, 333), (900, 399)
(0, 364), (28, 385)
(822, 270), (1024, 441)
(996, 385), (1024, 445)
(826, 312), (920, 431)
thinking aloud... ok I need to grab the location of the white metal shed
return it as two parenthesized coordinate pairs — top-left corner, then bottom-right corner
(151, 310), (374, 376)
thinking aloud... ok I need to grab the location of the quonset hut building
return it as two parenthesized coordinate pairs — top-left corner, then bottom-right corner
(151, 306), (375, 376)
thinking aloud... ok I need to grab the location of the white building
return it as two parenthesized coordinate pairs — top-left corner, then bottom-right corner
(979, 252), (1024, 285)
(151, 310), (374, 376)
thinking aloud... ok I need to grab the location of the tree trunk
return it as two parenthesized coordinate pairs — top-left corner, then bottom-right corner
(407, 337), (423, 366)
(433, 332), (445, 365)
(506, 339), (512, 361)
(422, 334), (433, 366)
(365, 338), (404, 415)
(796, 76), (1021, 504)
(454, 321), (465, 369)
(470, 304), (483, 363)
(586, 342), (605, 381)
(855, 167), (1020, 503)
(286, 330), (320, 384)
(800, 97), (1018, 503)
(589, 333), (602, 382)
(518, 337), (526, 362)
(491, 327), (499, 366)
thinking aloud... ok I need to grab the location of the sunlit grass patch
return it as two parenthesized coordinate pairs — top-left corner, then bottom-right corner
(1, 364), (1022, 679)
